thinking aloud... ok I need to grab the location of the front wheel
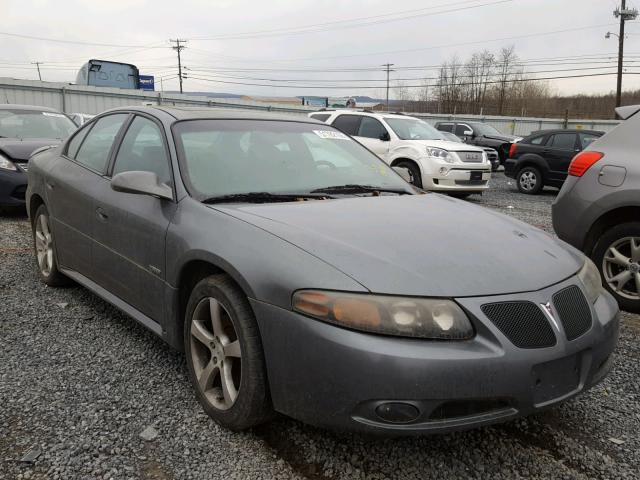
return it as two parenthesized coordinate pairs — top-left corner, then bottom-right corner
(396, 161), (423, 189)
(592, 222), (640, 313)
(184, 274), (273, 430)
(517, 166), (543, 194)
(32, 205), (68, 286)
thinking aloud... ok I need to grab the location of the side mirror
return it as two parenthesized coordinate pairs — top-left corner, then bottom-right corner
(111, 171), (173, 200)
(463, 130), (474, 137)
(379, 131), (391, 142)
(392, 166), (413, 184)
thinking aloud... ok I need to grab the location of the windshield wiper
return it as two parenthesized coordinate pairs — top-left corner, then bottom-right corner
(310, 184), (412, 195)
(202, 192), (332, 204)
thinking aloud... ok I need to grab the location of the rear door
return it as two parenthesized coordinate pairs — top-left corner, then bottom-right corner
(353, 116), (390, 159)
(91, 114), (176, 322)
(47, 114), (128, 277)
(543, 133), (579, 182)
(331, 114), (362, 137)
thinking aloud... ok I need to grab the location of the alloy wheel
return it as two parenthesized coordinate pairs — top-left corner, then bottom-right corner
(602, 236), (640, 300)
(190, 297), (242, 410)
(519, 171), (537, 192)
(35, 213), (54, 277)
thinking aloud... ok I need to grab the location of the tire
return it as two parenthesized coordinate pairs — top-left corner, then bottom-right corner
(184, 274), (273, 430)
(32, 205), (69, 287)
(396, 160), (423, 189)
(516, 166), (543, 194)
(592, 222), (640, 313)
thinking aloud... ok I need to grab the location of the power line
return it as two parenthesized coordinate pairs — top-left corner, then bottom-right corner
(0, 30), (166, 48)
(190, 0), (514, 41)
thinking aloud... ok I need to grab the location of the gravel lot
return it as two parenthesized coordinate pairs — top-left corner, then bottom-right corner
(1, 173), (639, 480)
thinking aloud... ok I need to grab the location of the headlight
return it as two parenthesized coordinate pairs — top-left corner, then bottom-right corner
(0, 153), (17, 171)
(427, 147), (455, 163)
(292, 290), (474, 340)
(577, 258), (603, 303)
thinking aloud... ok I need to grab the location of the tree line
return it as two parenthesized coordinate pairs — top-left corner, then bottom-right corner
(387, 46), (634, 120)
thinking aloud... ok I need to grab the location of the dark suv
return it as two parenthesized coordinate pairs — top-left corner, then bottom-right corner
(435, 121), (521, 163)
(504, 129), (604, 194)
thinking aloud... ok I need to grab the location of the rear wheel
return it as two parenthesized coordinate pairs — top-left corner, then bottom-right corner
(396, 161), (422, 189)
(32, 205), (68, 286)
(517, 166), (543, 194)
(448, 192), (471, 199)
(592, 222), (640, 313)
(184, 274), (273, 430)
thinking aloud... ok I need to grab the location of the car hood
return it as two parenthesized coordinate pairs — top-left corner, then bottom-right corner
(404, 139), (485, 153)
(0, 138), (62, 162)
(214, 195), (583, 297)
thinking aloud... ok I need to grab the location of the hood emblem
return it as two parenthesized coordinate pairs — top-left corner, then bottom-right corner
(540, 302), (560, 330)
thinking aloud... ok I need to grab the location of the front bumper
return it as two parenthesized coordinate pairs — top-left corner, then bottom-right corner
(252, 277), (619, 435)
(0, 167), (28, 207)
(422, 166), (491, 192)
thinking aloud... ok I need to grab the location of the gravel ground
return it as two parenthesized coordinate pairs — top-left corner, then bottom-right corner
(1, 174), (639, 480)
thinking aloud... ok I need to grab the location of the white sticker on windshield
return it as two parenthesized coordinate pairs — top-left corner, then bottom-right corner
(42, 112), (66, 118)
(313, 130), (350, 140)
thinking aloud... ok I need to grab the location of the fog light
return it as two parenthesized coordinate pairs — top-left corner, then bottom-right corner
(375, 402), (420, 424)
(439, 167), (449, 175)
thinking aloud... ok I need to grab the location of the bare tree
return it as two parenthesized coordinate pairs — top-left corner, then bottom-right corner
(494, 45), (519, 115)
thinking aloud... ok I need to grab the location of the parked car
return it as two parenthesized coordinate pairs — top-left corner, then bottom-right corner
(27, 106), (619, 434)
(70, 112), (95, 127)
(439, 131), (501, 171)
(435, 121), (522, 164)
(311, 110), (491, 197)
(553, 106), (639, 313)
(0, 104), (77, 209)
(505, 129), (604, 194)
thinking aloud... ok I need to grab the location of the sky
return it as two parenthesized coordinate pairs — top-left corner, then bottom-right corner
(2, 0), (640, 99)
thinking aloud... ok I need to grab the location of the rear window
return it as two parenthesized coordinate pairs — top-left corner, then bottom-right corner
(579, 133), (600, 150)
(528, 135), (546, 145)
(547, 133), (577, 150)
(331, 115), (361, 136)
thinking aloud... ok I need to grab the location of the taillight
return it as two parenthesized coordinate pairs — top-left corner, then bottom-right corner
(568, 151), (604, 177)
(508, 143), (518, 157)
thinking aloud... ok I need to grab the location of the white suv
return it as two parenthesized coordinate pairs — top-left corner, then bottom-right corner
(309, 110), (491, 196)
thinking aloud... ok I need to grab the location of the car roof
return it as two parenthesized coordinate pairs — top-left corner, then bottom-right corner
(0, 104), (62, 113)
(113, 105), (324, 123)
(319, 109), (419, 121)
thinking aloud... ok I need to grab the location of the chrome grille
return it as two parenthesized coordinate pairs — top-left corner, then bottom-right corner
(458, 151), (484, 163)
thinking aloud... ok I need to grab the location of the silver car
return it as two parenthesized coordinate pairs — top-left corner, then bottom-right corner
(553, 105), (640, 313)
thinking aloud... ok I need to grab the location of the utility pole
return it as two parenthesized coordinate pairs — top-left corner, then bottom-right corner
(31, 61), (42, 81)
(613, 1), (638, 107)
(170, 39), (187, 93)
(382, 63), (394, 111)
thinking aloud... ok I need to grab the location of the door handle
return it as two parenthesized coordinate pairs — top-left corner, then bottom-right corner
(96, 207), (108, 222)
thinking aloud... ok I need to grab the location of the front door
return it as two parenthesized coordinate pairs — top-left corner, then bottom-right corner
(353, 116), (391, 159)
(91, 114), (176, 322)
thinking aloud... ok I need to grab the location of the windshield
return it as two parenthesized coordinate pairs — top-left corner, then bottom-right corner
(473, 123), (503, 136)
(384, 118), (444, 141)
(173, 120), (411, 199)
(0, 109), (77, 139)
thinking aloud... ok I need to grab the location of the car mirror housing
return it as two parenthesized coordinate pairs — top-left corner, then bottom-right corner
(111, 171), (173, 200)
(392, 166), (413, 183)
(463, 130), (474, 137)
(379, 132), (391, 141)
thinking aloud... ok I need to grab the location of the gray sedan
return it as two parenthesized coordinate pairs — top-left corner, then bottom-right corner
(26, 106), (619, 434)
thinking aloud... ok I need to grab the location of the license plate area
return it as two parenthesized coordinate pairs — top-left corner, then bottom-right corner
(532, 354), (581, 406)
(470, 171), (483, 181)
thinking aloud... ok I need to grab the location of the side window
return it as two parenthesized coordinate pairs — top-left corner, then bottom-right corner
(65, 123), (92, 159)
(547, 133), (577, 150)
(437, 123), (453, 133)
(112, 116), (171, 184)
(579, 133), (600, 150)
(529, 135), (546, 145)
(310, 113), (330, 122)
(75, 114), (128, 173)
(357, 117), (388, 139)
(331, 115), (361, 136)
(454, 124), (472, 136)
